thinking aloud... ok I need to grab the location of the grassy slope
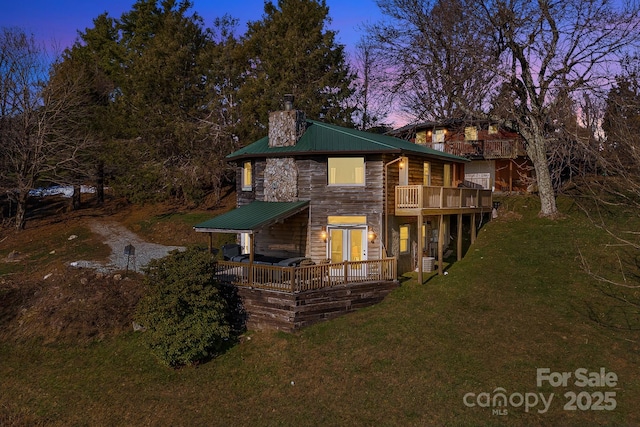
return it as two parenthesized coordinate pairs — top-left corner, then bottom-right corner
(1, 195), (639, 426)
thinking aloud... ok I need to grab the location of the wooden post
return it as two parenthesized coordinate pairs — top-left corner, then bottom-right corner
(208, 232), (214, 254)
(471, 213), (477, 244)
(457, 213), (463, 261)
(417, 213), (423, 284)
(509, 160), (513, 193)
(248, 233), (254, 285)
(438, 214), (445, 275)
(344, 261), (348, 284)
(289, 266), (296, 292)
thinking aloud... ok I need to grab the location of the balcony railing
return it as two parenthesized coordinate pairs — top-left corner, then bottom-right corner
(396, 185), (492, 211)
(215, 258), (397, 293)
(425, 139), (525, 159)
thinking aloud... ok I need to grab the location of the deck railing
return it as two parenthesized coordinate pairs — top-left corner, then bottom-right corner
(214, 258), (397, 293)
(396, 185), (492, 210)
(424, 139), (525, 159)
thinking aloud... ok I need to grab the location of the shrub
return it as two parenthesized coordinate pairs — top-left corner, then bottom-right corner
(135, 247), (232, 367)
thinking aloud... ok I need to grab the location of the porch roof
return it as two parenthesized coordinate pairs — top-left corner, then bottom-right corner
(193, 200), (310, 234)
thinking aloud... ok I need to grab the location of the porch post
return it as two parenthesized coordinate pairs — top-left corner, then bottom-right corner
(509, 160), (513, 193)
(208, 232), (214, 254)
(457, 213), (463, 261)
(417, 212), (423, 284)
(248, 233), (254, 285)
(438, 214), (445, 275)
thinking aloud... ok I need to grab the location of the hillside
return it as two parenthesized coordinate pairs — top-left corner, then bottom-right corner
(0, 193), (639, 426)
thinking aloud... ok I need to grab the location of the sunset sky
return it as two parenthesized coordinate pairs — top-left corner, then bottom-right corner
(0, 0), (383, 53)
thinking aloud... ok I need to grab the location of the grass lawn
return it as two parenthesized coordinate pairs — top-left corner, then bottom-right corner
(1, 195), (639, 426)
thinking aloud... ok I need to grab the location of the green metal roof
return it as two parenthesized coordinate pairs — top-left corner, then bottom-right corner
(193, 200), (310, 233)
(226, 120), (467, 162)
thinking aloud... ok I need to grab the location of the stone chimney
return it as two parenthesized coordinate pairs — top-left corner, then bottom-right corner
(264, 95), (303, 202)
(268, 94), (306, 147)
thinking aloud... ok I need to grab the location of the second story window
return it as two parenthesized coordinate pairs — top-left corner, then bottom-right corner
(465, 126), (478, 141)
(432, 129), (445, 143)
(242, 161), (252, 191)
(328, 157), (365, 186)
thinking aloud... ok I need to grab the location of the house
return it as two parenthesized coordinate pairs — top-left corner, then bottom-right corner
(389, 119), (533, 193)
(194, 98), (492, 330)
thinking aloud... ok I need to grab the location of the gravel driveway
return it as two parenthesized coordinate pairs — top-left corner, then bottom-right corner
(69, 221), (185, 273)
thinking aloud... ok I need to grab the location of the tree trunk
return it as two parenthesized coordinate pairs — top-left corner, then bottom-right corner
(72, 185), (81, 210)
(14, 191), (27, 230)
(96, 160), (104, 205)
(527, 135), (558, 218)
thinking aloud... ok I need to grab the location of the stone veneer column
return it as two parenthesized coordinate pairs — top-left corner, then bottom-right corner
(264, 108), (306, 202)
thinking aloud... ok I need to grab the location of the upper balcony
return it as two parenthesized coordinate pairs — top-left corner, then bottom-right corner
(395, 185), (493, 216)
(424, 139), (526, 160)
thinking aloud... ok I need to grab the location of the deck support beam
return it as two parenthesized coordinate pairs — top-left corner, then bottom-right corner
(417, 212), (423, 284)
(457, 213), (463, 261)
(471, 213), (477, 244)
(438, 214), (445, 275)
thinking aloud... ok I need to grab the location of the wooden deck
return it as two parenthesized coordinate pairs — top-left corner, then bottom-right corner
(215, 258), (397, 293)
(395, 185), (493, 215)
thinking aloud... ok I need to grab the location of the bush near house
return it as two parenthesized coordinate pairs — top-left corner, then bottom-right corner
(135, 247), (232, 367)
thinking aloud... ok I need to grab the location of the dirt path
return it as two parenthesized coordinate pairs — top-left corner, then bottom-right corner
(70, 221), (184, 273)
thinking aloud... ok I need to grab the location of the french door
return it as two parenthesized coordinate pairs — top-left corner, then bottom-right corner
(328, 226), (367, 278)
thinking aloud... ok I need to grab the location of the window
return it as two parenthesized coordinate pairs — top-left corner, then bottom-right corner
(488, 125), (498, 135)
(444, 164), (452, 187)
(432, 129), (445, 143)
(328, 215), (367, 225)
(423, 162), (431, 186)
(240, 233), (250, 255)
(328, 157), (365, 185)
(242, 161), (252, 191)
(465, 126), (478, 141)
(399, 225), (409, 254)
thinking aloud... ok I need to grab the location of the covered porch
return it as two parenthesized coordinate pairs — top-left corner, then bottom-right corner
(194, 200), (398, 293)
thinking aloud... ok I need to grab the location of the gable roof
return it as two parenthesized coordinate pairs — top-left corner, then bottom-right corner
(226, 120), (467, 162)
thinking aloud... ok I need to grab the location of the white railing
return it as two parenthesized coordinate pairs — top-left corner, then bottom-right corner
(396, 186), (493, 210)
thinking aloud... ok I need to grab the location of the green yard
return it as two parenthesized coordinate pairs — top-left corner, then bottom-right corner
(1, 195), (638, 426)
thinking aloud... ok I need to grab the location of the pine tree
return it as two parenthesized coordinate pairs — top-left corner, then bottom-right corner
(237, 0), (355, 143)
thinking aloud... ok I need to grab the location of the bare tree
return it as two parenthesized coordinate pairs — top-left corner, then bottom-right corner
(370, 0), (640, 217)
(369, 0), (499, 121)
(0, 28), (95, 230)
(570, 55), (640, 330)
(350, 35), (395, 131)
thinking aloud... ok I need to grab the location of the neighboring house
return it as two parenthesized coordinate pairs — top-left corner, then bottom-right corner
(390, 120), (533, 192)
(194, 101), (492, 332)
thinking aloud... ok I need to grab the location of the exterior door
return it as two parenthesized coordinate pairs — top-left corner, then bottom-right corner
(328, 226), (367, 279)
(329, 227), (366, 263)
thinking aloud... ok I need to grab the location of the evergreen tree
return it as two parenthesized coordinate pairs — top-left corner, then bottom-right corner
(237, 0), (355, 143)
(59, 0), (237, 204)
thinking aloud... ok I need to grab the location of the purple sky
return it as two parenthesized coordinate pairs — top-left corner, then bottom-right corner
(0, 0), (383, 54)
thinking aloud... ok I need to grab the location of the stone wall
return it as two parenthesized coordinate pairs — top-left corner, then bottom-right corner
(234, 280), (399, 332)
(264, 157), (298, 202)
(268, 110), (306, 147)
